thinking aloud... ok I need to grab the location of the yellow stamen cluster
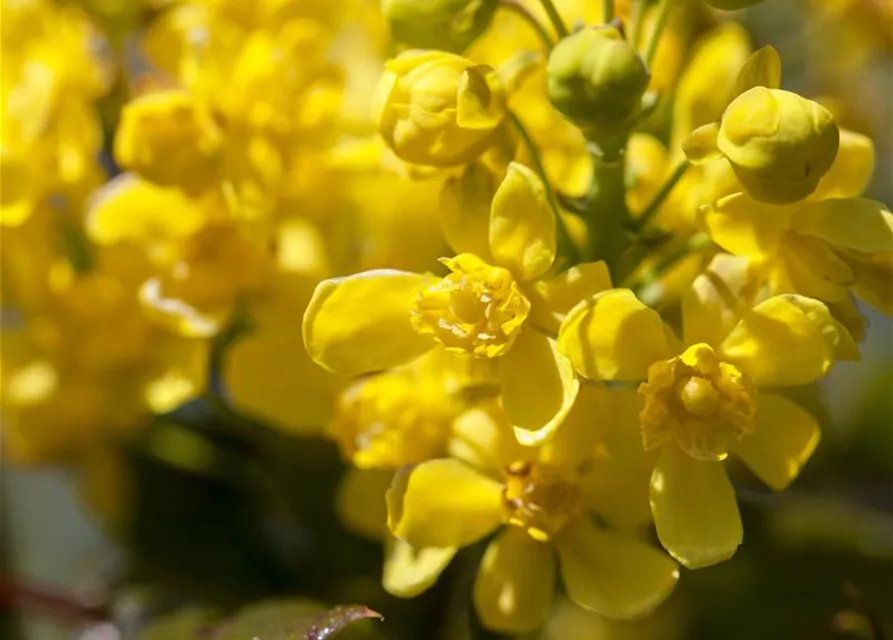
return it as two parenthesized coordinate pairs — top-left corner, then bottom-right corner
(639, 344), (757, 461)
(502, 460), (584, 541)
(411, 253), (530, 358)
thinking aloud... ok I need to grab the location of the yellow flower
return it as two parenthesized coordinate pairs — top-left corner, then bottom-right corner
(114, 90), (225, 193)
(373, 50), (508, 167)
(304, 163), (613, 444)
(683, 46), (840, 205)
(557, 269), (851, 568)
(384, 394), (678, 632)
(699, 130), (893, 323)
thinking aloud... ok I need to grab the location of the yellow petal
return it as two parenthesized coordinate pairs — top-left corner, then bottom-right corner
(440, 163), (497, 261)
(732, 45), (782, 98)
(650, 446), (742, 569)
(526, 261), (612, 335)
(737, 394), (821, 491)
(779, 233), (853, 302)
(792, 199), (893, 254)
(682, 253), (760, 348)
(700, 192), (792, 259)
(303, 270), (433, 376)
(556, 517), (679, 618)
(456, 65), (508, 130)
(474, 527), (556, 633)
(383, 537), (457, 598)
(579, 388), (658, 532)
(500, 329), (579, 446)
(449, 400), (536, 472)
(489, 162), (556, 281)
(849, 251), (893, 315)
(539, 385), (609, 469)
(812, 129), (875, 200)
(719, 294), (840, 386)
(682, 123), (721, 164)
(558, 289), (674, 382)
(86, 173), (207, 248)
(336, 468), (392, 541)
(226, 275), (341, 431)
(387, 459), (504, 548)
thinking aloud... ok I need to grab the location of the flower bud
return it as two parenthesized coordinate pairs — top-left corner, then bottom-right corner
(374, 51), (508, 167)
(382, 0), (499, 53)
(547, 26), (650, 139)
(717, 87), (839, 204)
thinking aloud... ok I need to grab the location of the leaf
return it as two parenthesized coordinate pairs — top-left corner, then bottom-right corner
(210, 600), (383, 640)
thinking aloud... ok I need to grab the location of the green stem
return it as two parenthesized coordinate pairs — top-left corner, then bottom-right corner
(602, 0), (614, 22)
(642, 0), (673, 66)
(585, 143), (631, 271)
(509, 110), (580, 266)
(630, 0), (647, 49)
(634, 232), (712, 305)
(538, 0), (570, 39)
(630, 160), (689, 232)
(500, 0), (555, 49)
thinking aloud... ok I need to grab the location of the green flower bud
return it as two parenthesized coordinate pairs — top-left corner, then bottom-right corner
(717, 87), (839, 204)
(373, 50), (508, 167)
(383, 0), (499, 53)
(547, 26), (650, 139)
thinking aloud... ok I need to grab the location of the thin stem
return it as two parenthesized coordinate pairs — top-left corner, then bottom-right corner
(630, 160), (689, 232)
(509, 110), (580, 266)
(642, 0), (673, 66)
(630, 0), (646, 48)
(538, 0), (570, 39)
(500, 0), (555, 49)
(634, 232), (712, 305)
(602, 0), (614, 23)
(0, 578), (111, 624)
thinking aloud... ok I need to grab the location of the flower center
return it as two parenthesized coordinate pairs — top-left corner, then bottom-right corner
(502, 461), (583, 542)
(411, 253), (530, 358)
(639, 343), (757, 461)
(330, 373), (450, 469)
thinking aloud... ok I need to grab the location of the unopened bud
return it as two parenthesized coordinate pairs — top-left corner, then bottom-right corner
(382, 0), (499, 53)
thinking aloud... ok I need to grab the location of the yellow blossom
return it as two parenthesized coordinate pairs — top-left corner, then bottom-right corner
(304, 163), (614, 444)
(373, 50), (508, 167)
(384, 393), (678, 632)
(557, 270), (851, 568)
(683, 46), (840, 205)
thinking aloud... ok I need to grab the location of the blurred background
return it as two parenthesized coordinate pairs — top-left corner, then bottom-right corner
(2, 0), (892, 639)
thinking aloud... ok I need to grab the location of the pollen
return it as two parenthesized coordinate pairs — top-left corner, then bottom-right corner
(639, 343), (757, 461)
(502, 461), (584, 542)
(411, 253), (531, 358)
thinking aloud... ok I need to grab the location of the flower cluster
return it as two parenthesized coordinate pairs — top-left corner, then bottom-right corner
(1, 0), (891, 635)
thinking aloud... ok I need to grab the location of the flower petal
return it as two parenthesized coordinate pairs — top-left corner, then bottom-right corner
(303, 270), (433, 376)
(558, 289), (674, 382)
(474, 527), (556, 633)
(489, 162), (556, 281)
(732, 45), (781, 98)
(700, 192), (792, 259)
(449, 400), (536, 472)
(737, 394), (821, 491)
(682, 253), (760, 348)
(682, 123), (721, 164)
(850, 251), (893, 315)
(792, 199), (893, 254)
(719, 294), (841, 386)
(812, 129), (875, 200)
(650, 446), (742, 569)
(336, 468), (392, 541)
(440, 163), (496, 260)
(501, 329), (579, 446)
(383, 538), (457, 598)
(387, 459), (504, 548)
(526, 261), (612, 334)
(556, 517), (679, 619)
